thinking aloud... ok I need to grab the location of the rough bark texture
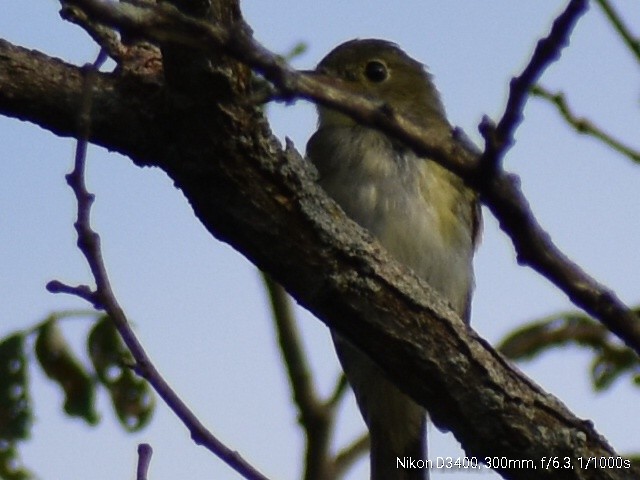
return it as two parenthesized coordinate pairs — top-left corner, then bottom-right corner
(0, 4), (637, 479)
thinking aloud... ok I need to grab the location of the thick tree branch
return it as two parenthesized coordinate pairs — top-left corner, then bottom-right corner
(0, 39), (166, 163)
(1, 3), (639, 479)
(40, 0), (640, 359)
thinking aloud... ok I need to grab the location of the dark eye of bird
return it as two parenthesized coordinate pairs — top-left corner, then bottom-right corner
(364, 60), (388, 83)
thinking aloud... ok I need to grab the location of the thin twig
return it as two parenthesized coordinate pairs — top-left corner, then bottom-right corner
(532, 85), (640, 164)
(262, 273), (324, 425)
(136, 443), (153, 480)
(61, 0), (640, 358)
(480, 0), (588, 172)
(46, 53), (271, 480)
(595, 0), (640, 63)
(324, 373), (348, 409)
(262, 272), (369, 478)
(47, 280), (100, 307)
(261, 273), (332, 480)
(332, 434), (370, 479)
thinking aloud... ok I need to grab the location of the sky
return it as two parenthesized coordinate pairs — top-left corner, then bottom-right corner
(1, 1), (639, 479)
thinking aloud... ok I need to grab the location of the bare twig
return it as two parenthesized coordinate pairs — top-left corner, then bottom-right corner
(595, 0), (640, 63)
(262, 273), (323, 425)
(532, 85), (640, 164)
(325, 373), (348, 409)
(136, 443), (153, 480)
(261, 273), (332, 480)
(333, 434), (370, 479)
(264, 267), (376, 480)
(262, 272), (369, 478)
(60, 0), (640, 359)
(46, 54), (271, 480)
(47, 280), (100, 307)
(480, 0), (588, 172)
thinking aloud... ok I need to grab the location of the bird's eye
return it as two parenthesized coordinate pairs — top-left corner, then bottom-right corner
(364, 60), (388, 83)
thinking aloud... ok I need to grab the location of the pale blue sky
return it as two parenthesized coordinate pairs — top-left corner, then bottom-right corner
(1, 1), (639, 479)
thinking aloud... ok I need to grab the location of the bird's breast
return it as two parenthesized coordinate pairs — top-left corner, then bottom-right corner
(308, 127), (474, 316)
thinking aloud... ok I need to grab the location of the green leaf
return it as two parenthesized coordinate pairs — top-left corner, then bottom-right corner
(88, 316), (154, 431)
(87, 315), (132, 386)
(35, 320), (99, 425)
(283, 41), (308, 61)
(109, 372), (155, 432)
(591, 347), (638, 391)
(497, 313), (606, 360)
(0, 333), (32, 441)
(498, 311), (640, 391)
(0, 441), (32, 480)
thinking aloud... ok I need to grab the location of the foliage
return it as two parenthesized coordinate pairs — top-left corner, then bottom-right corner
(498, 310), (640, 391)
(0, 312), (154, 479)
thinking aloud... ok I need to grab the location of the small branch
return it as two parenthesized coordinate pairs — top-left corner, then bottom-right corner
(136, 443), (153, 480)
(46, 280), (101, 307)
(595, 0), (640, 63)
(49, 55), (271, 480)
(261, 273), (332, 480)
(262, 273), (324, 425)
(480, 0), (588, 172)
(532, 85), (640, 164)
(324, 373), (348, 409)
(332, 434), (369, 479)
(262, 273), (366, 480)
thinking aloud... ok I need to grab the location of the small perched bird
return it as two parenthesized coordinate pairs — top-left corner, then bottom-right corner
(306, 39), (480, 480)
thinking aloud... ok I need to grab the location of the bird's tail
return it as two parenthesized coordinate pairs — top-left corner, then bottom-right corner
(370, 418), (428, 480)
(332, 334), (429, 480)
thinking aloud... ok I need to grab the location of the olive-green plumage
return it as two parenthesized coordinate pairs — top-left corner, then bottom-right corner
(307, 39), (479, 480)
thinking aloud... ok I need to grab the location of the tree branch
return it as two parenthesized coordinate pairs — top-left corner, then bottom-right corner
(262, 274), (334, 480)
(41, 0), (640, 365)
(263, 274), (324, 427)
(480, 0), (588, 172)
(333, 434), (370, 479)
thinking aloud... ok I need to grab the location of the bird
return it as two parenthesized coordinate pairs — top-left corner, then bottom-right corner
(306, 39), (480, 480)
